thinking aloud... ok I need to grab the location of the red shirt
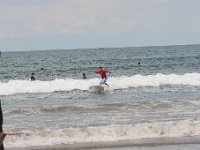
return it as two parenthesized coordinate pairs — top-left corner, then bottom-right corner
(95, 70), (110, 79)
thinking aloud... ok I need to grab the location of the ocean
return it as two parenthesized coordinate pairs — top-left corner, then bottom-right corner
(0, 45), (200, 149)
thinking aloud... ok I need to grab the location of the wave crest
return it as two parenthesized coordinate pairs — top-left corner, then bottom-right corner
(0, 73), (200, 95)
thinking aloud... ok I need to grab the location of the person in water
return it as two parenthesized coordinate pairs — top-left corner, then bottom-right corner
(82, 73), (86, 79)
(95, 66), (111, 86)
(30, 73), (36, 81)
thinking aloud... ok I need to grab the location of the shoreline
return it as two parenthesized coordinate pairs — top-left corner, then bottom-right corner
(6, 136), (200, 150)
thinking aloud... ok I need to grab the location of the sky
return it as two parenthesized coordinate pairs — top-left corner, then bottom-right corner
(0, 0), (200, 51)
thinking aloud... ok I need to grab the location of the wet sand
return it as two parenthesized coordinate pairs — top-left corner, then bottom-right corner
(6, 136), (200, 150)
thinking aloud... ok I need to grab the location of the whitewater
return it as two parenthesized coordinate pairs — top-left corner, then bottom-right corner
(1, 73), (200, 95)
(5, 120), (200, 148)
(1, 45), (200, 149)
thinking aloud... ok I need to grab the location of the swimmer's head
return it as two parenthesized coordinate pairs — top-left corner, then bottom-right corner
(98, 66), (102, 71)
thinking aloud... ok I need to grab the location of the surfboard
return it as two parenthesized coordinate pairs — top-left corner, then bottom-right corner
(89, 85), (104, 94)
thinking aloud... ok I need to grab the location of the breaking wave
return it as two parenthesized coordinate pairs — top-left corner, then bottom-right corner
(0, 73), (200, 95)
(5, 120), (200, 148)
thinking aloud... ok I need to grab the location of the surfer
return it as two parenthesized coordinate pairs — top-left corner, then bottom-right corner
(30, 73), (36, 81)
(82, 73), (86, 79)
(95, 66), (111, 87)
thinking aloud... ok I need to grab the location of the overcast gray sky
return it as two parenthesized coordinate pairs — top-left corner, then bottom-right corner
(0, 0), (200, 51)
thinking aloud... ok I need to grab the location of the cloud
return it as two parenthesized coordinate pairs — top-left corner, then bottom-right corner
(0, 0), (151, 39)
(150, 0), (169, 4)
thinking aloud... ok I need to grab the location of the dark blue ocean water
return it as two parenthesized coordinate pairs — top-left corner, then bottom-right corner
(1, 45), (200, 148)
(1, 45), (200, 81)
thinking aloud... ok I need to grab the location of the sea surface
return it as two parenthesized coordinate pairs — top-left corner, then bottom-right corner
(0, 45), (200, 148)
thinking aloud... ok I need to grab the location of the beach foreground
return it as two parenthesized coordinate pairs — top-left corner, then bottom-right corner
(7, 136), (200, 150)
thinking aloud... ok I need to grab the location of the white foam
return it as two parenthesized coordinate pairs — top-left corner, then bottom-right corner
(4, 120), (200, 148)
(1, 73), (200, 95)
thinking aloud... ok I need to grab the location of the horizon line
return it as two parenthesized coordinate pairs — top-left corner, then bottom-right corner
(2, 43), (200, 52)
